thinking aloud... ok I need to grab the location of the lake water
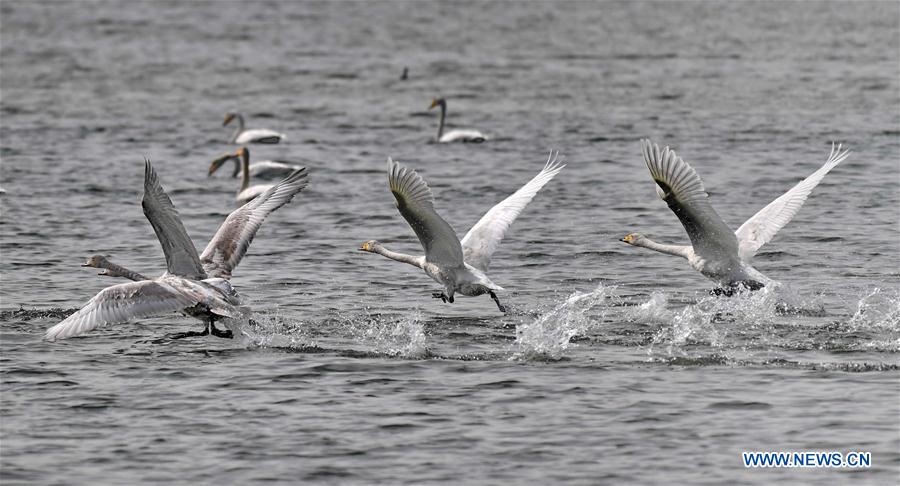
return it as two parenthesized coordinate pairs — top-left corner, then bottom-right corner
(1, 1), (898, 484)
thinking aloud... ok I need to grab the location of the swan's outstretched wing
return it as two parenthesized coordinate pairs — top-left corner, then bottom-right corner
(45, 281), (197, 340)
(387, 158), (464, 267)
(735, 142), (850, 261)
(641, 139), (740, 260)
(200, 168), (309, 279)
(142, 160), (207, 279)
(461, 151), (565, 272)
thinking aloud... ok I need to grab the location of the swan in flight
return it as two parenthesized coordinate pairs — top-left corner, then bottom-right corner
(209, 148), (287, 205)
(360, 152), (565, 311)
(621, 139), (851, 291)
(210, 147), (304, 179)
(45, 161), (309, 341)
(223, 112), (285, 145)
(429, 98), (487, 143)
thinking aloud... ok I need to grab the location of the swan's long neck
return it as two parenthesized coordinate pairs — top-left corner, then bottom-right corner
(98, 259), (147, 281)
(636, 237), (693, 259)
(436, 102), (446, 141)
(239, 149), (251, 192)
(373, 244), (423, 268)
(230, 114), (245, 143)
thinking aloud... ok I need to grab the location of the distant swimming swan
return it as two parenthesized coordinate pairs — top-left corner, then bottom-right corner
(360, 152), (564, 311)
(429, 98), (487, 143)
(621, 139), (850, 291)
(209, 147), (304, 180)
(45, 161), (309, 341)
(209, 147), (288, 205)
(223, 112), (285, 145)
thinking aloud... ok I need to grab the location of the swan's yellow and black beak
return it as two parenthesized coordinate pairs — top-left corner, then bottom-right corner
(222, 113), (235, 126)
(359, 242), (371, 252)
(428, 99), (440, 109)
(620, 234), (633, 243)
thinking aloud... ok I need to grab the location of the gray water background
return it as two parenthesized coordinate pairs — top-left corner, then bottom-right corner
(1, 1), (898, 484)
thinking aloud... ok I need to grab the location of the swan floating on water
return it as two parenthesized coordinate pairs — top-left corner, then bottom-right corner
(360, 152), (565, 311)
(210, 147), (304, 179)
(223, 112), (285, 145)
(209, 148), (290, 205)
(621, 139), (851, 291)
(45, 161), (309, 341)
(429, 98), (487, 143)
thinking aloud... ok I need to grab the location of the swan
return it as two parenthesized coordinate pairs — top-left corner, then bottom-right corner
(360, 152), (565, 311)
(621, 139), (851, 292)
(82, 255), (147, 281)
(429, 98), (487, 143)
(223, 112), (285, 145)
(45, 161), (309, 341)
(209, 148), (282, 205)
(209, 147), (304, 180)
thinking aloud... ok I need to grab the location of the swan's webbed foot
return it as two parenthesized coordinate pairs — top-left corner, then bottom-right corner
(711, 280), (765, 297)
(432, 292), (451, 303)
(163, 329), (209, 340)
(489, 291), (507, 313)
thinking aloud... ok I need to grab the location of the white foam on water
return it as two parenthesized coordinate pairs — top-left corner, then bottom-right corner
(513, 283), (614, 360)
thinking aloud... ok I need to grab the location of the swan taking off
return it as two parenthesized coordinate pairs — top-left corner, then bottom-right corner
(223, 112), (285, 145)
(210, 147), (304, 179)
(621, 139), (851, 291)
(209, 147), (295, 205)
(429, 98), (487, 143)
(360, 152), (565, 311)
(45, 161), (309, 341)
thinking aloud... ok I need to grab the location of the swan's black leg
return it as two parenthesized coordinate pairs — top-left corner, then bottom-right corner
(432, 292), (448, 303)
(489, 291), (506, 313)
(209, 322), (233, 339)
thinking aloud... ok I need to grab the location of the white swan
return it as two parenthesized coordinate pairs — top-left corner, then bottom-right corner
(209, 148), (284, 205)
(210, 147), (304, 180)
(223, 112), (285, 145)
(429, 98), (487, 143)
(45, 161), (309, 341)
(621, 139), (851, 291)
(360, 152), (565, 311)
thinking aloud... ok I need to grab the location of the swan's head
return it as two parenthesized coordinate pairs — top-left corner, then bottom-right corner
(429, 98), (446, 109)
(620, 233), (645, 246)
(82, 254), (109, 268)
(82, 254), (113, 275)
(209, 151), (239, 177)
(359, 240), (380, 252)
(222, 112), (237, 126)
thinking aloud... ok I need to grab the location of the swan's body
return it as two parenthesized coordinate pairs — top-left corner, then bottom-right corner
(622, 139), (851, 291)
(209, 148), (303, 180)
(46, 162), (309, 341)
(360, 153), (564, 311)
(223, 112), (285, 145)
(429, 98), (487, 143)
(209, 147), (291, 205)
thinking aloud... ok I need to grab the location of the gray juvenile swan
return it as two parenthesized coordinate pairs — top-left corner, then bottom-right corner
(45, 161), (309, 341)
(429, 98), (487, 143)
(223, 112), (285, 145)
(360, 152), (565, 312)
(621, 139), (851, 291)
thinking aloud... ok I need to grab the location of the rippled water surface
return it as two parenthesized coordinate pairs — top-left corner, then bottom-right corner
(2, 1), (899, 484)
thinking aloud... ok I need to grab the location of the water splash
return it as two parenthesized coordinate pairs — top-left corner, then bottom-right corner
(848, 287), (900, 330)
(345, 310), (428, 358)
(227, 312), (314, 349)
(513, 284), (613, 359)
